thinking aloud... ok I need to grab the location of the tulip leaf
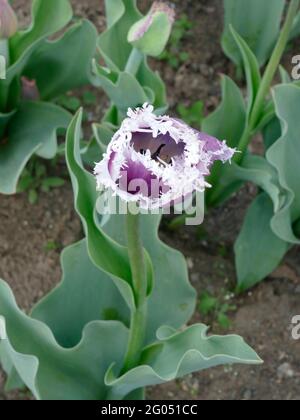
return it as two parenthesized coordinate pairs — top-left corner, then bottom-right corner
(10, 0), (73, 61)
(0, 102), (70, 194)
(106, 324), (262, 399)
(263, 116), (282, 150)
(235, 193), (288, 291)
(93, 63), (150, 113)
(1, 0), (72, 103)
(223, 155), (284, 212)
(290, 11), (300, 39)
(222, 0), (285, 67)
(96, 0), (167, 111)
(229, 27), (261, 114)
(24, 20), (98, 100)
(137, 60), (167, 113)
(31, 240), (130, 349)
(202, 75), (246, 148)
(65, 109), (137, 310)
(267, 84), (300, 244)
(98, 0), (141, 72)
(0, 280), (129, 400)
(202, 75), (246, 206)
(0, 110), (15, 138)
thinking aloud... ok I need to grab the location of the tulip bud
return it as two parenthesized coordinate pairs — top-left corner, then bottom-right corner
(21, 77), (40, 101)
(128, 2), (175, 57)
(0, 0), (18, 39)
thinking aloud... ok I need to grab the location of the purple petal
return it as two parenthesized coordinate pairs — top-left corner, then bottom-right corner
(197, 131), (235, 163)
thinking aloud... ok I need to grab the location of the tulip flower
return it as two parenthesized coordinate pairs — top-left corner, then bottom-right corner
(94, 104), (235, 210)
(21, 77), (40, 101)
(0, 0), (18, 39)
(128, 2), (175, 57)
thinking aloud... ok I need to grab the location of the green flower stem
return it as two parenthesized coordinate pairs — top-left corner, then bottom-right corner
(118, 45), (148, 376)
(125, 47), (144, 75)
(121, 211), (148, 373)
(235, 0), (300, 164)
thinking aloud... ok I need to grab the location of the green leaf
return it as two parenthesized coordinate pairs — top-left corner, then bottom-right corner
(83, 91), (97, 106)
(17, 174), (33, 193)
(93, 62), (150, 113)
(267, 84), (300, 244)
(136, 60), (167, 112)
(229, 26), (261, 114)
(0, 279), (129, 400)
(217, 313), (231, 329)
(263, 116), (281, 150)
(95, 0), (167, 112)
(42, 178), (65, 188)
(25, 20), (98, 100)
(28, 189), (38, 205)
(35, 162), (46, 178)
(10, 0), (73, 62)
(106, 324), (262, 399)
(199, 293), (218, 316)
(32, 240), (130, 348)
(220, 155), (284, 212)
(0, 102), (71, 194)
(207, 128), (286, 208)
(65, 110), (138, 310)
(202, 76), (246, 148)
(177, 101), (204, 129)
(202, 75), (246, 206)
(0, 0), (72, 109)
(235, 193), (288, 291)
(222, 0), (285, 67)
(98, 0), (141, 72)
(279, 66), (292, 84)
(0, 110), (15, 138)
(290, 10), (300, 39)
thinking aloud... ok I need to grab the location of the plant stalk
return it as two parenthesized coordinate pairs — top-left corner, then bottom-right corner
(125, 47), (144, 75)
(121, 211), (148, 373)
(235, 0), (300, 163)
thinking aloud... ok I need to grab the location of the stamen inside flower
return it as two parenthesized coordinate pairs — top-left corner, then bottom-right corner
(131, 131), (186, 165)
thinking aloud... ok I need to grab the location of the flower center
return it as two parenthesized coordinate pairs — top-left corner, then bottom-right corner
(131, 131), (185, 164)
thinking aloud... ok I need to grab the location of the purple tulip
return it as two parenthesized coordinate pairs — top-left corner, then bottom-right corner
(21, 77), (40, 101)
(0, 0), (18, 39)
(94, 104), (235, 210)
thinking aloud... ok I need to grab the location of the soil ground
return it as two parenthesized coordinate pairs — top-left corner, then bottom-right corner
(0, 0), (300, 400)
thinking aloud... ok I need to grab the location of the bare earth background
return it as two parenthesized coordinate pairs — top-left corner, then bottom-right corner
(0, 0), (300, 400)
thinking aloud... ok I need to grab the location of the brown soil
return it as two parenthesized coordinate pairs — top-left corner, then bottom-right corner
(1, 0), (300, 401)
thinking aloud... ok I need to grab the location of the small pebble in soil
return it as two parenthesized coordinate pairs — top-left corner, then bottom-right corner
(186, 258), (194, 270)
(242, 389), (254, 400)
(277, 363), (295, 379)
(190, 273), (200, 283)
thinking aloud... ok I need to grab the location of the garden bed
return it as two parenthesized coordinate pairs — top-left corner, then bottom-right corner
(0, 0), (299, 400)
